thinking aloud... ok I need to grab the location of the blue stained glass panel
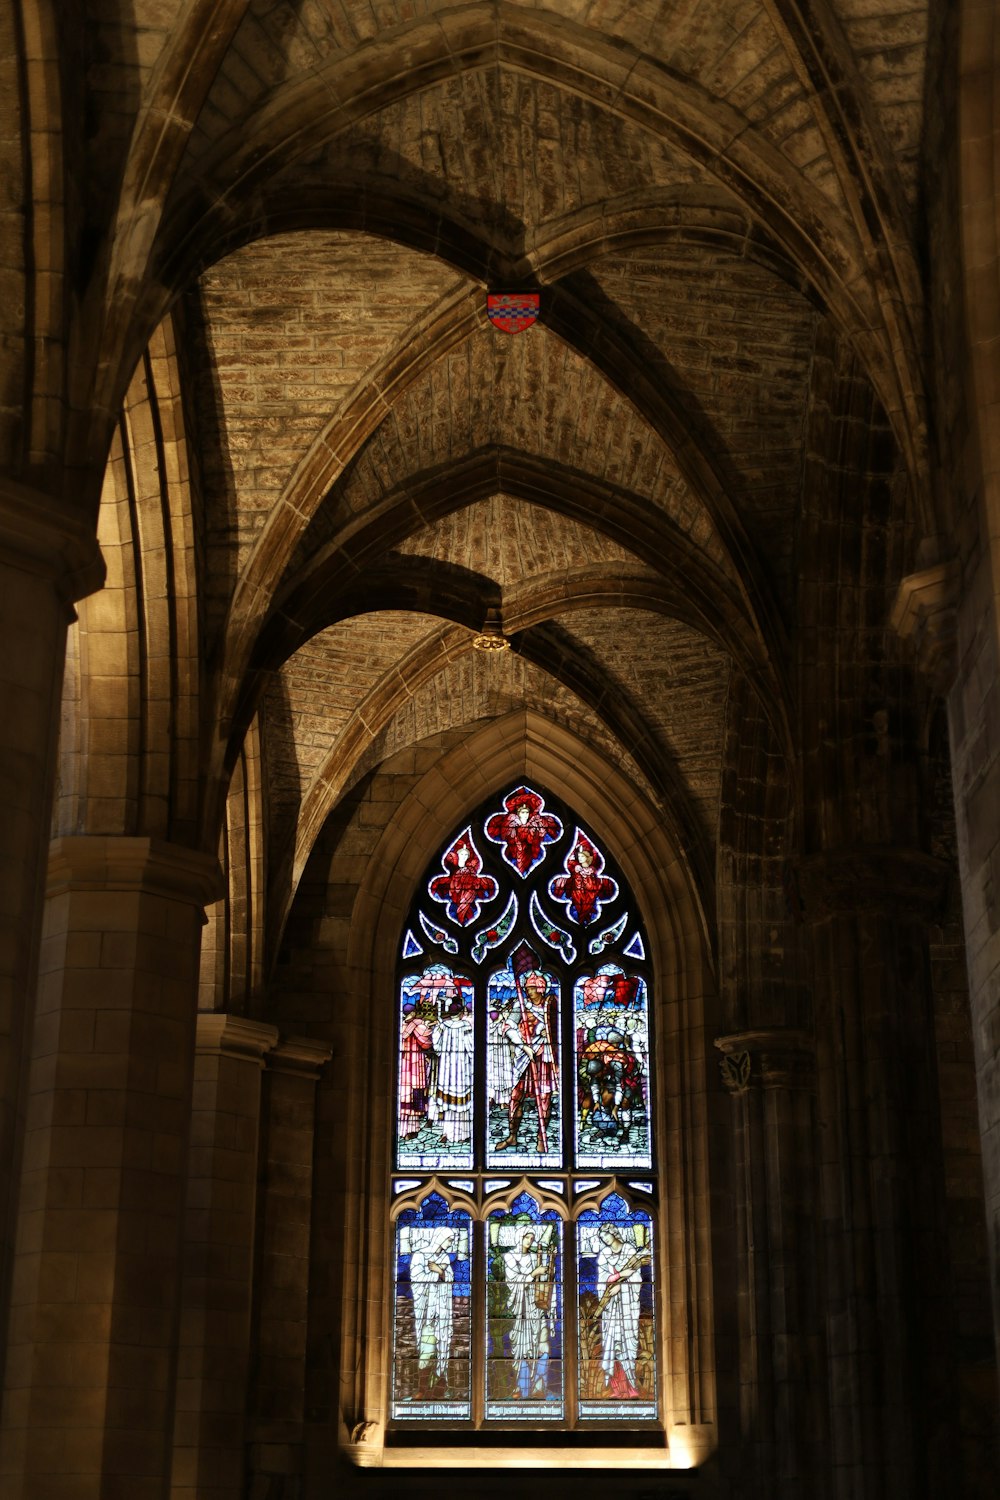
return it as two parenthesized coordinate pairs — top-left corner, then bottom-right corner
(623, 932), (645, 959)
(576, 1195), (656, 1420)
(401, 929), (423, 959)
(573, 964), (651, 1170)
(392, 1194), (472, 1420)
(486, 1193), (563, 1419)
(397, 965), (475, 1170)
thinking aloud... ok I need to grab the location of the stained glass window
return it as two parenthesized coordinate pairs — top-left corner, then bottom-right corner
(391, 783), (657, 1429)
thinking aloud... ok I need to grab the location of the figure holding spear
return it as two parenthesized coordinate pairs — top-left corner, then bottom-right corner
(496, 941), (558, 1155)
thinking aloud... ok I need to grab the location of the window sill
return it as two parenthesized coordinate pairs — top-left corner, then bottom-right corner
(379, 1444), (685, 1468)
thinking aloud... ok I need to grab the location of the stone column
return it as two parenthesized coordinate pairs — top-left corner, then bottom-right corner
(800, 851), (955, 1500)
(715, 1028), (821, 1500)
(170, 1014), (278, 1500)
(247, 1038), (331, 1500)
(0, 835), (221, 1500)
(0, 481), (103, 1380)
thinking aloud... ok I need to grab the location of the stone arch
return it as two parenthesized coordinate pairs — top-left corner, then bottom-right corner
(217, 452), (784, 794)
(332, 707), (719, 1466)
(56, 316), (203, 844)
(265, 587), (725, 958)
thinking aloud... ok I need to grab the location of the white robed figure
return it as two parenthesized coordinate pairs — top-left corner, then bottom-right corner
(504, 1228), (553, 1399)
(596, 1224), (645, 1398)
(409, 1226), (456, 1395)
(431, 998), (474, 1142)
(488, 1000), (516, 1108)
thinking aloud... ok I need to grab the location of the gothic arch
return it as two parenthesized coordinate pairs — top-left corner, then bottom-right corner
(332, 709), (719, 1470)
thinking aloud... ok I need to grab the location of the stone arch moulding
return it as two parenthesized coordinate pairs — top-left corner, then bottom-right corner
(337, 707), (719, 1473)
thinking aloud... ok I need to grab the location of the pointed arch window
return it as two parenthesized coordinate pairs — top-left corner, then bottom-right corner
(390, 784), (659, 1429)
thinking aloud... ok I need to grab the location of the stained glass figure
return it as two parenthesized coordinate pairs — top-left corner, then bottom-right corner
(576, 1196), (656, 1419)
(471, 891), (518, 965)
(574, 965), (651, 1169)
(401, 929), (423, 959)
(486, 943), (561, 1170)
(418, 911), (458, 954)
(392, 1194), (472, 1419)
(548, 829), (618, 926)
(428, 828), (498, 927)
(486, 1193), (563, 1419)
(623, 931), (645, 960)
(485, 786), (563, 877)
(529, 890), (576, 962)
(397, 964), (475, 1170)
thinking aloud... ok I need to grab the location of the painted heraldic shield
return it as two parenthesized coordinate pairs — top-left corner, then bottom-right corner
(487, 292), (540, 334)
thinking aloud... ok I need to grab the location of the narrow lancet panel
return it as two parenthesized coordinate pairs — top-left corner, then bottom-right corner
(486, 943), (561, 1171)
(486, 1193), (564, 1420)
(574, 964), (651, 1169)
(576, 1195), (656, 1420)
(397, 964), (475, 1170)
(392, 1193), (473, 1420)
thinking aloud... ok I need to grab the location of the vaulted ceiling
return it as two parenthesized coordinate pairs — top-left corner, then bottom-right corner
(41, 0), (940, 968)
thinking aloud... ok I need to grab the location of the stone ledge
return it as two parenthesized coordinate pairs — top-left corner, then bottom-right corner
(0, 476), (105, 605)
(47, 835), (225, 907)
(267, 1036), (333, 1078)
(195, 1012), (279, 1062)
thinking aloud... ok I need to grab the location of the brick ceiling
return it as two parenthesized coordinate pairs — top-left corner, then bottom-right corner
(73, 0), (934, 940)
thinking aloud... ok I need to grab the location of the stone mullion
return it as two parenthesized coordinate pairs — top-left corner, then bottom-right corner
(170, 1014), (278, 1500)
(246, 1037), (331, 1495)
(716, 1030), (820, 1500)
(0, 481), (103, 1391)
(0, 834), (221, 1500)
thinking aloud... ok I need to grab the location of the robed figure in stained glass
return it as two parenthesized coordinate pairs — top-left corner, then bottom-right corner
(595, 1224), (648, 1398)
(399, 1000), (435, 1138)
(549, 833), (618, 925)
(429, 830), (498, 926)
(410, 1227), (458, 1398)
(504, 1226), (556, 1400)
(486, 787), (562, 876)
(431, 998), (474, 1144)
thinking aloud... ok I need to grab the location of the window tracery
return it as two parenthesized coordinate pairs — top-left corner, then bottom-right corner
(391, 784), (657, 1429)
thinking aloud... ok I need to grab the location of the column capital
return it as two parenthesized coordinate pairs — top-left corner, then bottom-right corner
(267, 1036), (333, 1080)
(795, 847), (949, 921)
(890, 557), (959, 694)
(195, 1013), (279, 1064)
(47, 835), (225, 908)
(715, 1028), (815, 1093)
(0, 475), (104, 605)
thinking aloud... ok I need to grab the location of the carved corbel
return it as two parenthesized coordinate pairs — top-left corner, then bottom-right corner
(715, 1028), (815, 1092)
(890, 557), (959, 694)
